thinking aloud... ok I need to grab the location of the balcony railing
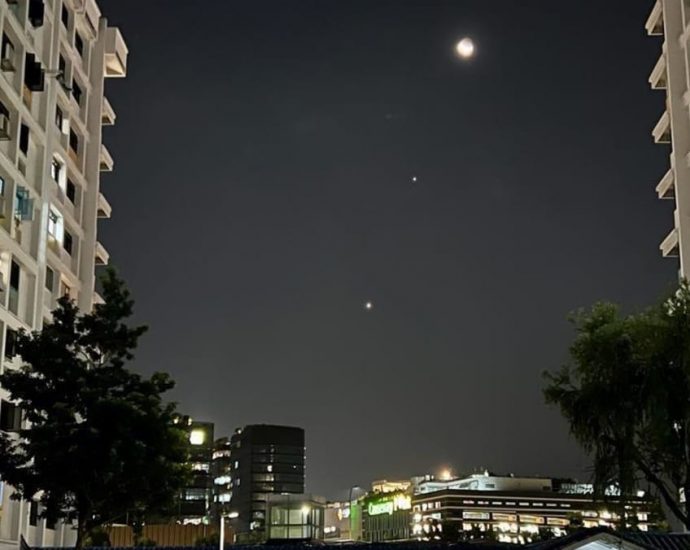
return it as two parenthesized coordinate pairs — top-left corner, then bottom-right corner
(95, 241), (109, 265)
(660, 227), (680, 258)
(656, 168), (675, 199)
(100, 144), (114, 171)
(97, 193), (111, 219)
(646, 1), (663, 36)
(649, 53), (667, 90)
(653, 110), (671, 144)
(102, 97), (116, 125)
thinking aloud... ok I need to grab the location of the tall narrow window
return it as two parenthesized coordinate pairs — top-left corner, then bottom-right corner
(0, 400), (21, 432)
(29, 501), (38, 526)
(69, 129), (78, 155)
(61, 4), (69, 27)
(51, 158), (63, 184)
(47, 208), (61, 241)
(55, 105), (63, 130)
(10, 260), (20, 292)
(4, 328), (16, 358)
(8, 260), (19, 316)
(75, 33), (84, 57)
(66, 179), (76, 203)
(63, 230), (72, 255)
(1, 34), (15, 72)
(71, 80), (82, 105)
(0, 101), (9, 141)
(19, 124), (29, 156)
(45, 266), (54, 292)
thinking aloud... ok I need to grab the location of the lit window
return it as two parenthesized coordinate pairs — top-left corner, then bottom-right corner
(47, 207), (64, 243)
(189, 429), (205, 445)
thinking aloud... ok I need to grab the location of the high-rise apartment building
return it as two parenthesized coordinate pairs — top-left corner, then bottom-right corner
(647, 1), (690, 276)
(0, 0), (127, 548)
(227, 425), (306, 541)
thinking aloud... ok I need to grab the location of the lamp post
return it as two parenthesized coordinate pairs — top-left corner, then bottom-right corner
(219, 512), (238, 550)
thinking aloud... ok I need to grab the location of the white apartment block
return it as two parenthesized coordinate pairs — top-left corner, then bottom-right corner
(647, 1), (690, 277)
(0, 0), (128, 548)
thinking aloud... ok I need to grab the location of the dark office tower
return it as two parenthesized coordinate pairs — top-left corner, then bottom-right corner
(228, 425), (305, 540)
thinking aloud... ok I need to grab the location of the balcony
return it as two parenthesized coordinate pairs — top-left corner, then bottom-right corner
(97, 193), (111, 219)
(656, 168), (675, 199)
(649, 53), (667, 90)
(95, 241), (109, 265)
(104, 27), (128, 78)
(653, 110), (671, 144)
(100, 144), (114, 172)
(102, 97), (116, 125)
(646, 1), (663, 36)
(660, 227), (680, 258)
(70, 0), (102, 38)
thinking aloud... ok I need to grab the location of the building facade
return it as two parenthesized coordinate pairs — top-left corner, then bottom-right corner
(0, 0), (127, 548)
(646, 0), (690, 275)
(265, 493), (325, 541)
(412, 474), (659, 543)
(176, 418), (214, 524)
(211, 436), (233, 523)
(361, 490), (412, 542)
(227, 424), (305, 540)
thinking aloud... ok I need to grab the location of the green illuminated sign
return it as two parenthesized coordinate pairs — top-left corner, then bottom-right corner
(367, 494), (411, 516)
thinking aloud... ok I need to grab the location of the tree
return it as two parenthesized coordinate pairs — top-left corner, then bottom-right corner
(0, 269), (189, 548)
(544, 281), (690, 530)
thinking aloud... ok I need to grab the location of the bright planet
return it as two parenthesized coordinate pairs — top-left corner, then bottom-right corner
(456, 37), (475, 59)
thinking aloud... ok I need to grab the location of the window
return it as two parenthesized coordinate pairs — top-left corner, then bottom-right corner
(0, 176), (5, 196)
(61, 4), (69, 27)
(1, 35), (14, 71)
(71, 80), (82, 105)
(69, 129), (78, 154)
(63, 230), (72, 255)
(28, 0), (44, 28)
(47, 208), (63, 242)
(57, 55), (67, 89)
(4, 328), (17, 358)
(75, 33), (84, 57)
(14, 187), (32, 222)
(55, 105), (63, 130)
(19, 124), (29, 156)
(66, 179), (75, 203)
(51, 158), (63, 184)
(45, 266), (54, 292)
(0, 400), (21, 432)
(29, 501), (38, 526)
(10, 260), (20, 292)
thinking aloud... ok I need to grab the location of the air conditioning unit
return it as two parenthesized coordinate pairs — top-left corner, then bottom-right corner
(0, 114), (10, 141)
(61, 117), (70, 135)
(1, 56), (15, 72)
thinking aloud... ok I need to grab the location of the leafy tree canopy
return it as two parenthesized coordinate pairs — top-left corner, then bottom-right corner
(545, 281), (690, 529)
(0, 269), (189, 548)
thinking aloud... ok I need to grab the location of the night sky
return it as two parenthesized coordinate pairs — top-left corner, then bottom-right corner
(96, 0), (675, 499)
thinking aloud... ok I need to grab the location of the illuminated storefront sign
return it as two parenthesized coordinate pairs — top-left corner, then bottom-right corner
(367, 494), (411, 516)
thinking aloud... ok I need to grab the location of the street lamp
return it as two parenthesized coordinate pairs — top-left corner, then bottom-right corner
(219, 512), (238, 550)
